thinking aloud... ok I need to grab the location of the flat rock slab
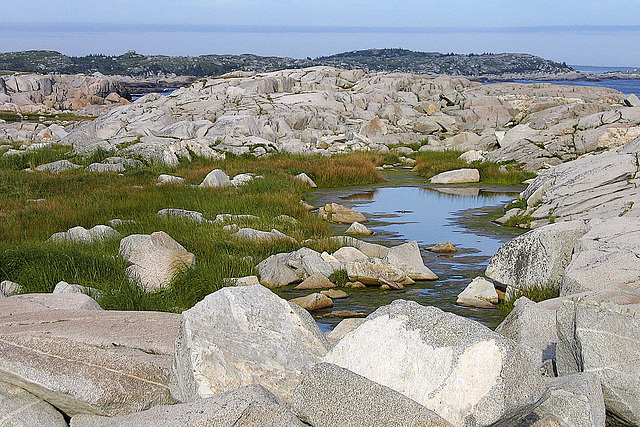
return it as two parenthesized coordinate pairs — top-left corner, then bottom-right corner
(324, 300), (547, 426)
(0, 333), (174, 417)
(294, 363), (454, 427)
(540, 373), (606, 427)
(430, 168), (480, 184)
(170, 284), (329, 403)
(0, 380), (67, 427)
(0, 293), (102, 315)
(70, 384), (305, 427)
(0, 309), (180, 372)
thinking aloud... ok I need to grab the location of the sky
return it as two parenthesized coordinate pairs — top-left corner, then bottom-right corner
(2, 0), (640, 67)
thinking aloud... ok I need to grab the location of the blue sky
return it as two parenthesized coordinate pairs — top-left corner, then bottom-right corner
(2, 1), (640, 66)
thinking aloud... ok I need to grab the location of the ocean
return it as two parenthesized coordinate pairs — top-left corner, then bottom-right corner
(509, 79), (640, 96)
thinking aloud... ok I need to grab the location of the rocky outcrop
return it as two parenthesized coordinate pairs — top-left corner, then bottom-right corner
(324, 300), (547, 426)
(170, 285), (329, 403)
(556, 297), (640, 426)
(0, 73), (129, 114)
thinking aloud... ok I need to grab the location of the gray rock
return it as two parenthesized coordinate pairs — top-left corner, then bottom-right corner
(384, 240), (438, 281)
(224, 275), (261, 286)
(539, 373), (606, 427)
(624, 93), (640, 107)
(85, 162), (125, 173)
(345, 221), (372, 235)
(485, 220), (588, 299)
(52, 281), (101, 299)
(257, 253), (301, 287)
(345, 258), (415, 286)
(231, 227), (294, 243)
(199, 169), (231, 187)
(330, 236), (390, 258)
(169, 285), (329, 403)
(430, 168), (480, 184)
(0, 380), (67, 427)
(495, 297), (560, 371)
(293, 363), (454, 427)
(34, 159), (82, 172)
(157, 208), (210, 223)
(456, 277), (498, 309)
(70, 384), (304, 427)
(49, 225), (122, 244)
(294, 172), (317, 187)
(119, 231), (195, 291)
(560, 217), (640, 295)
(0, 293), (102, 314)
(230, 172), (255, 186)
(157, 174), (185, 185)
(556, 298), (640, 426)
(319, 203), (368, 224)
(213, 213), (260, 223)
(0, 333), (175, 417)
(289, 293), (334, 311)
(294, 273), (334, 290)
(0, 280), (21, 297)
(324, 300), (548, 427)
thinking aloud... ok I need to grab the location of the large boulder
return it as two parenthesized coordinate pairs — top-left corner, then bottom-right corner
(324, 300), (548, 426)
(70, 384), (305, 427)
(485, 221), (588, 298)
(119, 231), (195, 291)
(556, 298), (640, 426)
(0, 333), (174, 417)
(170, 285), (330, 403)
(384, 241), (438, 280)
(293, 363), (454, 427)
(0, 380), (67, 427)
(199, 169), (231, 188)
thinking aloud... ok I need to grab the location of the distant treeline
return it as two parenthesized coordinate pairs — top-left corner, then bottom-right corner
(0, 48), (574, 78)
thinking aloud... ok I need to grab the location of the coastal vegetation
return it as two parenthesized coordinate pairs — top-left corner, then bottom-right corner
(0, 152), (383, 312)
(0, 48), (574, 79)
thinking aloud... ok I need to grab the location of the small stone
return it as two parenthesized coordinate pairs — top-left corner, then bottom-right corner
(224, 276), (260, 286)
(343, 281), (366, 289)
(320, 289), (349, 299)
(157, 174), (185, 185)
(294, 273), (335, 290)
(428, 241), (457, 253)
(290, 293), (334, 311)
(456, 277), (499, 309)
(295, 172), (317, 187)
(345, 221), (372, 235)
(0, 280), (22, 297)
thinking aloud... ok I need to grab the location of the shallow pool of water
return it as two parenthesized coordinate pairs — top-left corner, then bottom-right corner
(276, 172), (525, 331)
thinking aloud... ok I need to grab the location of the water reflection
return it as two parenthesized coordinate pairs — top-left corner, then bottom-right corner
(278, 180), (525, 331)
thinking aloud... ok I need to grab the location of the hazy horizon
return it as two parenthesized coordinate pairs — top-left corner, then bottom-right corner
(3, 0), (640, 68)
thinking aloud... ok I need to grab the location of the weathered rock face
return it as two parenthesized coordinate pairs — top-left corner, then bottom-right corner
(384, 241), (438, 281)
(485, 220), (588, 298)
(0, 333), (175, 417)
(0, 380), (68, 427)
(323, 300), (547, 427)
(556, 298), (640, 426)
(70, 384), (305, 427)
(456, 277), (499, 309)
(257, 247), (337, 287)
(170, 285), (329, 403)
(293, 362), (454, 427)
(560, 217), (640, 295)
(539, 373), (606, 427)
(429, 168), (480, 184)
(508, 138), (640, 228)
(119, 231), (195, 290)
(0, 73), (129, 114)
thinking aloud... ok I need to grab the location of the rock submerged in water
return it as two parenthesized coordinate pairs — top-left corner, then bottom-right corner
(428, 241), (457, 253)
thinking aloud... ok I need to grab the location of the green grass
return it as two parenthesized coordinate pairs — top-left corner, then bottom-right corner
(497, 285), (560, 313)
(0, 152), (382, 312)
(0, 110), (95, 123)
(413, 150), (536, 185)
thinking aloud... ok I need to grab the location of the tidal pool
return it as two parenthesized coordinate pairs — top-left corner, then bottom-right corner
(277, 172), (526, 331)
